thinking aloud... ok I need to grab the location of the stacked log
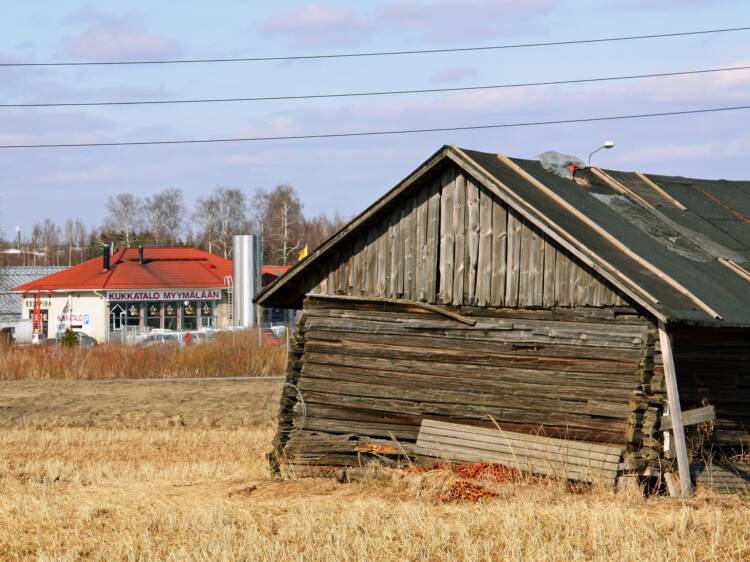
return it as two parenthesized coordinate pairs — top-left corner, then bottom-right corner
(271, 296), (663, 476)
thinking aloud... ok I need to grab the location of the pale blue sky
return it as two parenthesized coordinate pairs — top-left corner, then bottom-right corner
(1, 0), (749, 239)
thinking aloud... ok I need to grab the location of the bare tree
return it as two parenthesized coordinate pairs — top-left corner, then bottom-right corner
(162, 188), (185, 245)
(253, 184), (304, 265)
(35, 219), (60, 266)
(193, 195), (219, 254)
(73, 219), (87, 263)
(303, 210), (348, 253)
(105, 193), (141, 248)
(65, 218), (74, 266)
(212, 188), (248, 259)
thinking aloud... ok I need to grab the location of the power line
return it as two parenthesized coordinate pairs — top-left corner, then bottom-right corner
(1, 104), (747, 149)
(2, 26), (748, 67)
(3, 65), (749, 108)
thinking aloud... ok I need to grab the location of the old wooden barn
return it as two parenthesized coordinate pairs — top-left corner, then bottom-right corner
(256, 145), (750, 496)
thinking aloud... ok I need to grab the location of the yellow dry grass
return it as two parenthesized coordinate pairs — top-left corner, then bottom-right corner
(0, 381), (749, 561)
(0, 330), (287, 380)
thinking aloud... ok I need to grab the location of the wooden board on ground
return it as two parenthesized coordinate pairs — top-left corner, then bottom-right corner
(414, 419), (624, 485)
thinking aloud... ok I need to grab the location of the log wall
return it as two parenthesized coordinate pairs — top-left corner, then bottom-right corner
(304, 164), (627, 308)
(270, 297), (661, 472)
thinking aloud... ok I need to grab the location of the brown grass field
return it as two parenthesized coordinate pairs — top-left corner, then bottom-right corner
(1, 378), (749, 561)
(0, 330), (287, 380)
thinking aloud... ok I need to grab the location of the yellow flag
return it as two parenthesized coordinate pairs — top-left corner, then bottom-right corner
(298, 245), (308, 261)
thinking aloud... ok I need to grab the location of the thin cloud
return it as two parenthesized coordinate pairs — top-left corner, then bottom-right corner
(260, 4), (375, 47)
(62, 7), (182, 60)
(431, 66), (479, 83)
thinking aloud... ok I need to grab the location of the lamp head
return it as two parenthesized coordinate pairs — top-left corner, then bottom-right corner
(603, 140), (615, 149)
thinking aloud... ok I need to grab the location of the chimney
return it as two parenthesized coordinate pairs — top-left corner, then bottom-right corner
(138, 246), (144, 265)
(102, 244), (110, 271)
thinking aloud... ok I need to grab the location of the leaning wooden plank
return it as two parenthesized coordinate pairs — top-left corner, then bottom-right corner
(466, 178), (480, 304)
(417, 429), (622, 465)
(421, 419), (624, 456)
(489, 196), (507, 306)
(659, 321), (694, 497)
(661, 405), (716, 431)
(415, 420), (622, 483)
(439, 166), (455, 304)
(416, 436), (620, 472)
(476, 186), (493, 306)
(452, 173), (466, 306)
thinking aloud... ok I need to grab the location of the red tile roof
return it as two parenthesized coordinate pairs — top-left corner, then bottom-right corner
(12, 247), (289, 293)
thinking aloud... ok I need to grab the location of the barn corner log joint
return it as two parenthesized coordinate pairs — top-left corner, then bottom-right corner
(257, 145), (750, 495)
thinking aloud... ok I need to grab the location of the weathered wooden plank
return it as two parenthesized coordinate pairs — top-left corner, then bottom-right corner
(555, 249), (569, 306)
(505, 210), (521, 307)
(476, 187), (493, 306)
(662, 405), (716, 431)
(403, 196), (415, 300)
(542, 236), (556, 308)
(365, 226), (377, 295)
(533, 231), (545, 306)
(490, 196), (507, 307)
(388, 208), (399, 298)
(425, 179), (441, 303)
(439, 167), (455, 304)
(466, 178), (480, 304)
(415, 420), (622, 483)
(452, 172), (466, 306)
(415, 186), (429, 301)
(397, 205), (406, 297)
(377, 222), (388, 297)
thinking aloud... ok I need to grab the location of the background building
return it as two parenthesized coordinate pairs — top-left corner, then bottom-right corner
(12, 245), (288, 343)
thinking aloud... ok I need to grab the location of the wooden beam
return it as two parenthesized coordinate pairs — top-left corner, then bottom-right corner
(718, 257), (750, 284)
(304, 293), (477, 326)
(635, 171), (687, 211)
(658, 321), (694, 497)
(590, 167), (656, 211)
(661, 405), (716, 431)
(497, 154), (722, 321)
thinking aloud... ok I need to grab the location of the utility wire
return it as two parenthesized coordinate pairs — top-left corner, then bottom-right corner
(1, 104), (747, 149)
(3, 65), (749, 108)
(2, 26), (748, 67)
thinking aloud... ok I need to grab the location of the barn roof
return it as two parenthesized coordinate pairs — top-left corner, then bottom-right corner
(255, 145), (750, 328)
(12, 247), (233, 292)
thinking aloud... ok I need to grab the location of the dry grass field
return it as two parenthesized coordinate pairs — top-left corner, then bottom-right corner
(1, 378), (749, 561)
(0, 330), (287, 380)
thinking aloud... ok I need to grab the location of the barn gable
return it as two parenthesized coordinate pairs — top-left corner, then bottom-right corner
(303, 162), (627, 309)
(257, 146), (637, 313)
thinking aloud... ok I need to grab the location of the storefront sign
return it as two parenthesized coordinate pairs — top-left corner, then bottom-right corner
(23, 299), (51, 309)
(106, 289), (221, 302)
(56, 312), (90, 326)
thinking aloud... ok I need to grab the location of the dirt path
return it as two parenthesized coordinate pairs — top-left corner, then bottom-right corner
(0, 376), (284, 428)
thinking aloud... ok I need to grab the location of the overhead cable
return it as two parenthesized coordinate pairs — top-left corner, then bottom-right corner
(2, 65), (748, 108)
(1, 26), (748, 67)
(1, 104), (747, 149)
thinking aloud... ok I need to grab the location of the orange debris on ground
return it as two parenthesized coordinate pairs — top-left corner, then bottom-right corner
(404, 462), (519, 503)
(438, 480), (500, 503)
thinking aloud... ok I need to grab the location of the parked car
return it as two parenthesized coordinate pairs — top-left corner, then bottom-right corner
(54, 330), (97, 347)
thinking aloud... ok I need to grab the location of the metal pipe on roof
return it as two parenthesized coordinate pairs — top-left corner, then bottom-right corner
(232, 234), (262, 328)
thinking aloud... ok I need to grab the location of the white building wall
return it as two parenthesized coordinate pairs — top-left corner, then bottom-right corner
(23, 292), (108, 343)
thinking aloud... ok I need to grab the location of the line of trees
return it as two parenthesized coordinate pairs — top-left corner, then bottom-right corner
(0, 184), (347, 267)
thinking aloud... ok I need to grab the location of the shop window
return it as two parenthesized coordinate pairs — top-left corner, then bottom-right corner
(182, 300), (197, 330)
(164, 302), (178, 331)
(146, 303), (161, 330)
(200, 301), (217, 329)
(110, 303), (126, 331)
(126, 303), (142, 327)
